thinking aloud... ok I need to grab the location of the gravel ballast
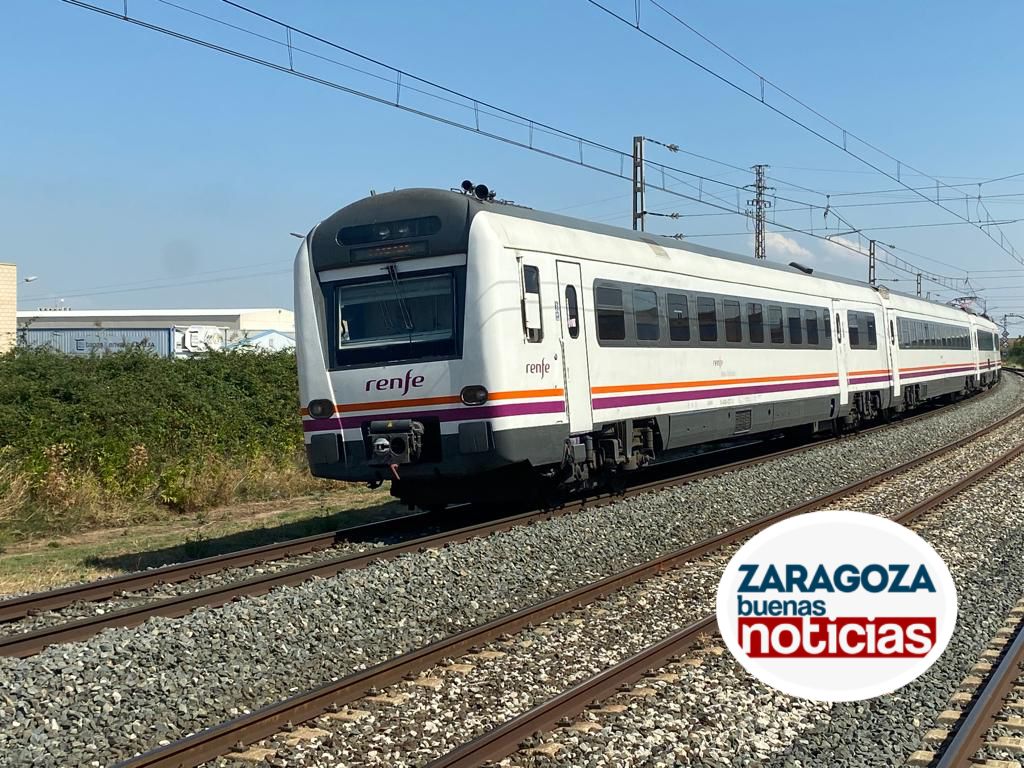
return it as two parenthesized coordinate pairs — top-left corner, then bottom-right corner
(0, 377), (1020, 767)
(511, 449), (1024, 768)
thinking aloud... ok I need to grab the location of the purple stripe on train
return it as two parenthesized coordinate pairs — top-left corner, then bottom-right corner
(592, 378), (839, 411)
(848, 374), (892, 385)
(899, 365), (976, 380)
(302, 398), (566, 432)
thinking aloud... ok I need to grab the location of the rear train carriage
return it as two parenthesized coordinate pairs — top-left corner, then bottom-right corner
(294, 188), (1000, 508)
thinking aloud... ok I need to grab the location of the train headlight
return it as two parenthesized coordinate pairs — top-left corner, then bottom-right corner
(460, 385), (488, 405)
(308, 399), (335, 419)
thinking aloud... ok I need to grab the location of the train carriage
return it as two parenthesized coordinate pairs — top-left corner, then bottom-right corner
(295, 188), (1000, 507)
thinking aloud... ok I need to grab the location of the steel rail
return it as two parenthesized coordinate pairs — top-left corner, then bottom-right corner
(933, 614), (1024, 768)
(427, 615), (719, 768)
(0, 420), (831, 625)
(112, 397), (1023, 768)
(3, 388), (1014, 659)
(0, 377), (1004, 631)
(0, 418), (859, 623)
(426, 430), (1024, 768)
(0, 510), (436, 623)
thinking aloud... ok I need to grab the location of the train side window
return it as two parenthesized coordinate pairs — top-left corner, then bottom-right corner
(769, 306), (785, 344)
(633, 289), (660, 341)
(747, 303), (764, 344)
(848, 311), (861, 347)
(804, 309), (820, 345)
(564, 285), (580, 340)
(724, 299), (742, 343)
(787, 308), (802, 345)
(667, 293), (690, 342)
(823, 310), (832, 343)
(522, 265), (543, 343)
(866, 314), (877, 347)
(697, 296), (718, 342)
(595, 286), (626, 342)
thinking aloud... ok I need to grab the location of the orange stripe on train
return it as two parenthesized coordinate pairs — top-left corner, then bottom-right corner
(299, 388), (564, 416)
(591, 371), (837, 395)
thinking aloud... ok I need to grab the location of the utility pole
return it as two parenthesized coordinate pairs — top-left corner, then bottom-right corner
(916, 273), (922, 297)
(868, 240), (877, 286)
(632, 136), (645, 232)
(747, 164), (773, 259)
(1001, 314), (1024, 353)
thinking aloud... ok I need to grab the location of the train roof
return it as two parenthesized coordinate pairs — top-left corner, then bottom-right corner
(313, 187), (985, 322)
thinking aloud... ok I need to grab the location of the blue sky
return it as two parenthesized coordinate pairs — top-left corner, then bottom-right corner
(6, 0), (1024, 324)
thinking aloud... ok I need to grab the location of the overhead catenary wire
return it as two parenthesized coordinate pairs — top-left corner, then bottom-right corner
(18, 268), (292, 304)
(680, 217), (1024, 236)
(60, 0), (967, 293)
(584, 0), (1024, 266)
(64, 0), (850, 237)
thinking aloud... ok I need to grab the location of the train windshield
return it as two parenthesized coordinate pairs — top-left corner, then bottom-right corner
(333, 270), (457, 366)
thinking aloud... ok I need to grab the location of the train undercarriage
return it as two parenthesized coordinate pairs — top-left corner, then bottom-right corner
(388, 372), (1000, 511)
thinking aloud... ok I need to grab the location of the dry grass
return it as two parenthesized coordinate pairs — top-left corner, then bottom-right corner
(0, 484), (400, 595)
(0, 452), (335, 544)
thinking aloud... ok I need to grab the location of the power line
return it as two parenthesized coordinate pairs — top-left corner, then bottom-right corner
(585, 0), (1023, 266)
(18, 268), (291, 304)
(680, 217), (1023, 237)
(16, 259), (290, 305)
(983, 170), (1024, 185)
(64, 0), (852, 246)
(61, 0), (963, 292)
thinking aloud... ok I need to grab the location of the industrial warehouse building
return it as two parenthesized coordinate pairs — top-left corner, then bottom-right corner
(0, 264), (15, 353)
(17, 308), (295, 357)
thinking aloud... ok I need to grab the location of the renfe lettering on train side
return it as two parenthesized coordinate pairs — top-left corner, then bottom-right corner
(525, 358), (551, 379)
(365, 369), (425, 396)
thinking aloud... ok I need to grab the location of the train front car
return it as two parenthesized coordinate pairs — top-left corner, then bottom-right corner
(294, 188), (566, 509)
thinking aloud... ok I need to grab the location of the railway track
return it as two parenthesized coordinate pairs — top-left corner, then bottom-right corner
(911, 599), (1024, 768)
(0, 381), (1007, 658)
(427, 434), (1024, 768)
(110, 386), (1024, 768)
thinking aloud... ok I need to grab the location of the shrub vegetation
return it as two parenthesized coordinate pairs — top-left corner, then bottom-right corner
(0, 347), (325, 540)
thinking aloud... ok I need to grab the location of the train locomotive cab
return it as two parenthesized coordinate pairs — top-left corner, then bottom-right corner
(295, 188), (569, 509)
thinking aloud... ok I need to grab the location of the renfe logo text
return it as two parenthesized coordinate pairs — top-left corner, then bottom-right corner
(365, 369), (425, 396)
(526, 358), (551, 379)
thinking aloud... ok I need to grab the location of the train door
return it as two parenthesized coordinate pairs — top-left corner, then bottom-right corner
(555, 260), (593, 433)
(832, 303), (850, 408)
(884, 309), (902, 398)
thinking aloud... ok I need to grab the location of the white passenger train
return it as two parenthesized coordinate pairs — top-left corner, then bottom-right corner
(295, 188), (1001, 507)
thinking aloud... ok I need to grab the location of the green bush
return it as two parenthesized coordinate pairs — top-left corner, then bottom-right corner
(0, 347), (322, 539)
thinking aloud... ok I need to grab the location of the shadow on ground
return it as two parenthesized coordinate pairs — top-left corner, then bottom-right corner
(85, 498), (407, 573)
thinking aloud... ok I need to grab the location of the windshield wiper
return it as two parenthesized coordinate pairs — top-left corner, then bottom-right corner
(385, 264), (415, 332)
